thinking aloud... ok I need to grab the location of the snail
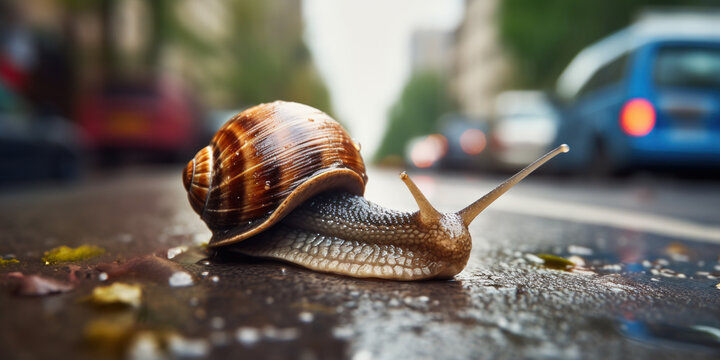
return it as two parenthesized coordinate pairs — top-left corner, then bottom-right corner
(183, 101), (569, 280)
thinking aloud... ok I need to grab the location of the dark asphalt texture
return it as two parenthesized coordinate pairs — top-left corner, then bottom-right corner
(1, 167), (720, 359)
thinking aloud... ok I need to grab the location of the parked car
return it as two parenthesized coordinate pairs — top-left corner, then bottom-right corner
(489, 91), (559, 171)
(552, 11), (720, 174)
(77, 79), (203, 162)
(404, 114), (490, 170)
(0, 82), (83, 185)
(437, 113), (490, 170)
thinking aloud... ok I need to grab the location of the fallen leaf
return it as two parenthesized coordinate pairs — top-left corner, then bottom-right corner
(6, 272), (73, 296)
(536, 254), (575, 271)
(90, 282), (142, 308)
(83, 312), (136, 354)
(43, 245), (105, 264)
(0, 258), (19, 265)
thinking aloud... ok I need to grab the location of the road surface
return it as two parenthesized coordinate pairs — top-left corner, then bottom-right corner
(1, 166), (720, 359)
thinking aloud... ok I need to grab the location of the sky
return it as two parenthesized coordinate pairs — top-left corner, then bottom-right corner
(302, 0), (464, 158)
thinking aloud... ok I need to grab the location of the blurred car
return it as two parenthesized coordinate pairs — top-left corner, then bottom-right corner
(489, 91), (559, 171)
(204, 108), (245, 143)
(0, 82), (82, 185)
(552, 11), (720, 174)
(78, 79), (203, 162)
(404, 114), (490, 170)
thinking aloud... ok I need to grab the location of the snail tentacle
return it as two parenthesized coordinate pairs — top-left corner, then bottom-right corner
(399, 171), (442, 226)
(457, 144), (570, 226)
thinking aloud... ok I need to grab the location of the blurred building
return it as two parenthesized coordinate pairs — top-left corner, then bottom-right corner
(450, 0), (509, 121)
(410, 29), (453, 74)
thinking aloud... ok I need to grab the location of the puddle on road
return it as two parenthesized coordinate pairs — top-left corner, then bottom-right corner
(618, 319), (720, 351)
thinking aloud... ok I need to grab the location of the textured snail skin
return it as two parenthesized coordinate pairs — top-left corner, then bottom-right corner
(232, 192), (471, 280)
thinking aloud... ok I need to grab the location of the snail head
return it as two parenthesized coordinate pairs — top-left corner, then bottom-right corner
(401, 145), (570, 241)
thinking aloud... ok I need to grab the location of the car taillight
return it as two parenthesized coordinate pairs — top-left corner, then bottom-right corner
(620, 98), (655, 137)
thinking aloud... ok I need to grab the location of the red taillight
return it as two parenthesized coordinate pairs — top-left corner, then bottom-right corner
(459, 129), (486, 155)
(620, 98), (655, 137)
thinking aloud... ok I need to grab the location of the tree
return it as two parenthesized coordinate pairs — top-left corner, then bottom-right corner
(374, 71), (455, 163)
(499, 0), (716, 89)
(163, 0), (332, 112)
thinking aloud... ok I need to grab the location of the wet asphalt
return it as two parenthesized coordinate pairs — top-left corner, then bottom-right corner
(1, 166), (720, 359)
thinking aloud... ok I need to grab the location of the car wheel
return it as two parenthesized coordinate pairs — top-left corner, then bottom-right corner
(587, 140), (615, 178)
(588, 140), (631, 178)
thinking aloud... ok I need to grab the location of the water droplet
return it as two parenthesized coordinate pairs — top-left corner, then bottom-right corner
(332, 327), (353, 340)
(298, 312), (314, 323)
(353, 140), (362, 151)
(210, 275), (220, 283)
(127, 332), (163, 359)
(211, 316), (225, 330)
(264, 181), (271, 190)
(263, 326), (299, 341)
(167, 246), (188, 259)
(236, 327), (260, 346)
(167, 334), (210, 358)
(169, 272), (194, 287)
(352, 349), (373, 360)
(192, 234), (207, 246)
(98, 272), (108, 281)
(524, 254), (544, 264)
(567, 245), (593, 255)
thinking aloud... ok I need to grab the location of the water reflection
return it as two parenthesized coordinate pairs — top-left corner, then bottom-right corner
(619, 318), (720, 351)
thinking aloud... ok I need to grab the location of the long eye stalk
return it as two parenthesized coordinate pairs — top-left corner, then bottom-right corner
(400, 171), (442, 226)
(457, 144), (569, 226)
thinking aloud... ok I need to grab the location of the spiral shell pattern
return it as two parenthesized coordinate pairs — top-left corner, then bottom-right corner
(183, 101), (367, 247)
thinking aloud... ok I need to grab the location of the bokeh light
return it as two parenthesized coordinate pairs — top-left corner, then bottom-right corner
(459, 128), (486, 155)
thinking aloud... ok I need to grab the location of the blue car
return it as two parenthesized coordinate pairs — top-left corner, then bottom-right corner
(552, 13), (720, 174)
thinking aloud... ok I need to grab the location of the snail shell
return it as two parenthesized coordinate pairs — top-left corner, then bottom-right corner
(183, 101), (367, 247)
(184, 101), (569, 280)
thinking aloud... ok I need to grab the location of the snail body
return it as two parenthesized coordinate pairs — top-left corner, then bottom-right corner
(183, 101), (568, 280)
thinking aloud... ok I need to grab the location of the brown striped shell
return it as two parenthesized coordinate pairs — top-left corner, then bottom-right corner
(183, 101), (367, 247)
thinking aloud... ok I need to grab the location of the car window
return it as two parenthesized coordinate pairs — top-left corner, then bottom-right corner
(576, 53), (628, 99)
(654, 45), (720, 90)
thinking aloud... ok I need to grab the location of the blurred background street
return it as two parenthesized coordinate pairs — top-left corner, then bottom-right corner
(2, 0), (720, 359)
(2, 0), (720, 183)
